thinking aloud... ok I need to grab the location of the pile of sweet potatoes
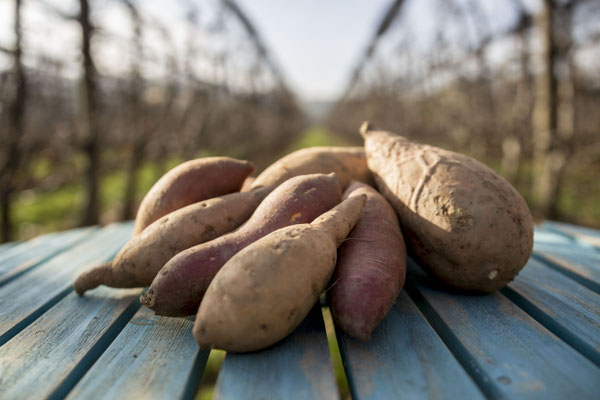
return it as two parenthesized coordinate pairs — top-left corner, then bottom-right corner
(74, 126), (533, 352)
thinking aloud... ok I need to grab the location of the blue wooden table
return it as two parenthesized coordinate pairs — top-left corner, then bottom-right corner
(0, 221), (599, 399)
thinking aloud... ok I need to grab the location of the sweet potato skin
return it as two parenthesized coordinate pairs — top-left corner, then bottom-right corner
(250, 146), (373, 190)
(330, 181), (406, 341)
(133, 157), (254, 234)
(361, 123), (534, 292)
(193, 194), (367, 353)
(141, 173), (343, 316)
(73, 188), (270, 295)
(240, 176), (255, 192)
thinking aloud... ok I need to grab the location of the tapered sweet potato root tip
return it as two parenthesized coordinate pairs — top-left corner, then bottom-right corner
(359, 121), (376, 138)
(140, 290), (155, 308)
(312, 194), (367, 246)
(74, 262), (112, 295)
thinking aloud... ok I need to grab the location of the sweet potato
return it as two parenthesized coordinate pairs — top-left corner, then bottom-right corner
(141, 173), (343, 316)
(73, 187), (270, 295)
(250, 146), (373, 190)
(361, 122), (534, 292)
(329, 181), (407, 341)
(193, 194), (367, 352)
(133, 157), (254, 234)
(240, 176), (255, 192)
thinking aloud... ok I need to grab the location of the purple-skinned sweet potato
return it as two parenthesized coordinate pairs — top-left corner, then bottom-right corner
(329, 181), (407, 341)
(133, 157), (254, 234)
(140, 173), (343, 316)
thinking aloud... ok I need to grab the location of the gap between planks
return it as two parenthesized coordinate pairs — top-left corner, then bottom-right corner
(402, 251), (600, 400)
(403, 278), (505, 400)
(500, 286), (600, 368)
(530, 252), (600, 295)
(46, 298), (142, 400)
(542, 224), (600, 253)
(0, 224), (131, 347)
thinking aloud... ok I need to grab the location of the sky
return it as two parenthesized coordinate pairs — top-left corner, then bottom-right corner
(234, 0), (392, 102)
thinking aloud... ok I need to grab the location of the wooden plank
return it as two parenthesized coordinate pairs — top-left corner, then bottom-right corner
(532, 245), (600, 294)
(336, 291), (485, 400)
(534, 224), (600, 293)
(0, 222), (133, 346)
(213, 307), (339, 400)
(0, 228), (86, 268)
(67, 307), (208, 400)
(533, 226), (573, 246)
(406, 261), (600, 400)
(0, 227), (96, 285)
(503, 257), (600, 366)
(544, 221), (600, 249)
(0, 287), (141, 400)
(0, 240), (20, 253)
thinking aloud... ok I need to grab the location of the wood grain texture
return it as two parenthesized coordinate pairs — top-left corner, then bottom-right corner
(543, 221), (600, 249)
(0, 287), (140, 400)
(406, 261), (600, 400)
(337, 291), (484, 400)
(0, 222), (133, 345)
(533, 226), (573, 246)
(67, 306), (207, 400)
(0, 227), (96, 285)
(533, 245), (600, 294)
(0, 240), (20, 252)
(213, 307), (339, 400)
(534, 225), (600, 293)
(504, 257), (600, 366)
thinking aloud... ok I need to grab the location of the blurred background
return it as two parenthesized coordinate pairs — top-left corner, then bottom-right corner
(0, 0), (599, 244)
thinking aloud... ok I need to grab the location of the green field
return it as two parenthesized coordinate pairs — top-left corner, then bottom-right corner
(7, 125), (600, 241)
(9, 126), (346, 241)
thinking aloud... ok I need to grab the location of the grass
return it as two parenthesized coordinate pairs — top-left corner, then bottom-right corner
(7, 125), (600, 240)
(286, 125), (349, 151)
(11, 155), (185, 240)
(195, 350), (226, 400)
(8, 126), (348, 240)
(322, 306), (351, 399)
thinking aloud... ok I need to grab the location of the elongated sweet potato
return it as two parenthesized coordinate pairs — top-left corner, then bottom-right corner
(133, 157), (254, 234)
(193, 194), (367, 352)
(141, 173), (343, 316)
(240, 176), (255, 192)
(361, 122), (534, 292)
(74, 187), (270, 295)
(250, 146), (373, 190)
(329, 181), (406, 341)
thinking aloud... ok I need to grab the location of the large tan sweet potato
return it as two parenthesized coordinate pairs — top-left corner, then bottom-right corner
(193, 194), (367, 352)
(361, 122), (534, 292)
(133, 157), (253, 234)
(141, 173), (343, 316)
(73, 188), (270, 295)
(330, 181), (406, 341)
(250, 146), (372, 190)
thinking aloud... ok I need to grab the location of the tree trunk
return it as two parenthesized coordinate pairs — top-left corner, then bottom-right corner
(532, 0), (575, 219)
(1, 0), (26, 242)
(121, 0), (145, 221)
(78, 0), (101, 226)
